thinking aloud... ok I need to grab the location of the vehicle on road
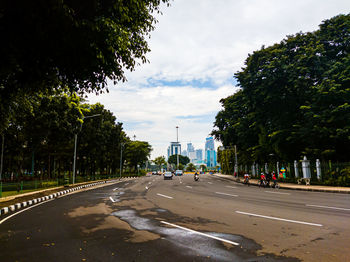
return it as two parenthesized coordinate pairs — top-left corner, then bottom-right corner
(194, 173), (199, 181)
(175, 170), (183, 176)
(243, 173), (250, 186)
(164, 171), (173, 180)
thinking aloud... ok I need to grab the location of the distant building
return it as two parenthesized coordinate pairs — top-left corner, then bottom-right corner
(205, 137), (215, 151)
(195, 149), (203, 161)
(167, 142), (181, 159)
(206, 150), (217, 167)
(181, 150), (188, 157)
(188, 151), (197, 162)
(187, 143), (195, 153)
(205, 137), (216, 167)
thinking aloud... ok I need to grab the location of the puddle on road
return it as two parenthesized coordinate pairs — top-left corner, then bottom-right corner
(111, 209), (299, 262)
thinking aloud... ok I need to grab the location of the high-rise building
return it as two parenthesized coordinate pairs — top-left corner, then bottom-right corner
(181, 150), (188, 157)
(196, 149), (203, 161)
(167, 142), (181, 159)
(187, 142), (195, 153)
(205, 137), (216, 167)
(205, 137), (215, 151)
(206, 150), (217, 167)
(188, 151), (197, 162)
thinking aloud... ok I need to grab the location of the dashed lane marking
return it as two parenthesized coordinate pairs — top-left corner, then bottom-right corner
(306, 204), (350, 211)
(235, 211), (323, 227)
(225, 186), (237, 189)
(157, 193), (173, 199)
(160, 221), (239, 246)
(186, 186), (193, 189)
(109, 196), (117, 203)
(264, 191), (290, 195)
(215, 192), (238, 197)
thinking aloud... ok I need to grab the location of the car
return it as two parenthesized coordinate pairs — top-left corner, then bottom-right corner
(164, 171), (173, 180)
(175, 170), (183, 176)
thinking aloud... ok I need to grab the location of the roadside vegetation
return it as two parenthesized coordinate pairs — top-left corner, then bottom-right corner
(213, 14), (350, 185)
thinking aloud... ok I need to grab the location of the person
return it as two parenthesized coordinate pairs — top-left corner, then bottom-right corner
(259, 172), (266, 187)
(266, 172), (272, 187)
(244, 173), (250, 185)
(272, 171), (278, 188)
(194, 171), (199, 181)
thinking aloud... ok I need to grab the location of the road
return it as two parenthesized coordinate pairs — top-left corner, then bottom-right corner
(1, 173), (349, 261)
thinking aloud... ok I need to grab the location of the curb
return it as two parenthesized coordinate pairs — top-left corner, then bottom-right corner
(212, 174), (350, 194)
(0, 179), (120, 217)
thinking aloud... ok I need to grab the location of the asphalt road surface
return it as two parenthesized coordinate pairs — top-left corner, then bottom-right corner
(1, 173), (349, 261)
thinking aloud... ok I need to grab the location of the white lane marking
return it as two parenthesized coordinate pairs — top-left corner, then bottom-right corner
(215, 192), (238, 197)
(160, 221), (239, 246)
(157, 193), (173, 199)
(125, 183), (129, 186)
(109, 196), (117, 203)
(186, 186), (193, 189)
(264, 191), (290, 195)
(236, 211), (323, 227)
(208, 182), (213, 184)
(0, 199), (55, 225)
(146, 186), (149, 190)
(306, 204), (350, 211)
(113, 188), (119, 191)
(179, 177), (183, 184)
(225, 186), (237, 189)
(148, 182), (152, 185)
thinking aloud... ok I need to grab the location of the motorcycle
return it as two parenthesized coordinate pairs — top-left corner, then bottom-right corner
(194, 174), (199, 181)
(243, 177), (250, 186)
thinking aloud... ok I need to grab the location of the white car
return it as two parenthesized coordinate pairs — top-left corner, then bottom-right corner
(164, 171), (173, 180)
(175, 170), (183, 176)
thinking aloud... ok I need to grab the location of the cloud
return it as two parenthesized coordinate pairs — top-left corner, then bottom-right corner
(88, 0), (350, 158)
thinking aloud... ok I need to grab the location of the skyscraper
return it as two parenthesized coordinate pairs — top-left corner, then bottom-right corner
(205, 137), (215, 151)
(205, 137), (216, 167)
(196, 149), (203, 161)
(167, 142), (181, 159)
(187, 142), (195, 153)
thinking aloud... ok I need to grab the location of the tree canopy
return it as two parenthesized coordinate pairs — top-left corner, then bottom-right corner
(0, 92), (152, 179)
(212, 14), (350, 163)
(0, 0), (170, 133)
(153, 156), (166, 170)
(167, 155), (190, 166)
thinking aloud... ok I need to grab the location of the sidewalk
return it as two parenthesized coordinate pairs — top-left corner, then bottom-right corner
(212, 173), (350, 194)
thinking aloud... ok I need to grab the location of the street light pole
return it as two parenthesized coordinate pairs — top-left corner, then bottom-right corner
(234, 144), (238, 175)
(119, 143), (124, 179)
(72, 114), (101, 184)
(0, 134), (4, 181)
(176, 126), (179, 169)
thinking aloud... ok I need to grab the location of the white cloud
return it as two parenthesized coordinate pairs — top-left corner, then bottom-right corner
(88, 0), (350, 159)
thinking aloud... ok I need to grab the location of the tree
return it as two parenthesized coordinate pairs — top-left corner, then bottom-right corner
(213, 14), (350, 163)
(153, 156), (166, 171)
(0, 0), (171, 133)
(200, 164), (207, 172)
(124, 141), (152, 171)
(186, 163), (196, 172)
(167, 155), (190, 166)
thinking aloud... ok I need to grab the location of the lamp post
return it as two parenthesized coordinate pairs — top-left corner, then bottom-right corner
(0, 134), (4, 181)
(72, 114), (101, 184)
(176, 126), (179, 169)
(119, 142), (124, 179)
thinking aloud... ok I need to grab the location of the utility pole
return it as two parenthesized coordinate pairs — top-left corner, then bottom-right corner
(72, 114), (101, 184)
(176, 126), (179, 169)
(119, 143), (124, 179)
(0, 134), (4, 181)
(234, 145), (238, 175)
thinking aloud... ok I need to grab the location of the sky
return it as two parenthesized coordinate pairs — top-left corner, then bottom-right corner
(88, 0), (350, 159)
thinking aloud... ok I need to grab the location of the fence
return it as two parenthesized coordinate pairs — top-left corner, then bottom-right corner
(231, 159), (350, 186)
